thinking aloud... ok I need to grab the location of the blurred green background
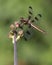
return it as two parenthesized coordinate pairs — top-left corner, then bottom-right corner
(0, 0), (52, 65)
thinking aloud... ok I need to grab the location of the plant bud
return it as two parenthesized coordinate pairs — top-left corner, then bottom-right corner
(10, 24), (15, 30)
(14, 21), (19, 28)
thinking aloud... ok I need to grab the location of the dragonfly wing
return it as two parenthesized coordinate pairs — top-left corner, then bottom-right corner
(34, 14), (42, 21)
(28, 6), (34, 21)
(23, 26), (34, 41)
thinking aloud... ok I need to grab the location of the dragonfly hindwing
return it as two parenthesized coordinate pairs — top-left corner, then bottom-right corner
(34, 14), (42, 21)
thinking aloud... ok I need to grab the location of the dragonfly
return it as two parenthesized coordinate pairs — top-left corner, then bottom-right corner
(9, 6), (46, 41)
(18, 6), (46, 40)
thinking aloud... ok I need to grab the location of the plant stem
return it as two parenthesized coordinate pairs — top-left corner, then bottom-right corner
(14, 34), (18, 65)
